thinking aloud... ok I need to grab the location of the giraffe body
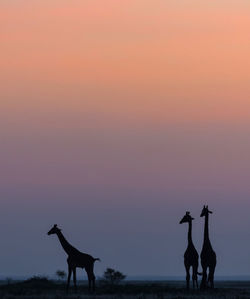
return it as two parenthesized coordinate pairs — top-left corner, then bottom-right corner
(48, 225), (99, 293)
(180, 212), (199, 289)
(200, 206), (216, 289)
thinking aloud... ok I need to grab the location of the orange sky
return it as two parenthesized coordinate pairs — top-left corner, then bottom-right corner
(1, 0), (250, 127)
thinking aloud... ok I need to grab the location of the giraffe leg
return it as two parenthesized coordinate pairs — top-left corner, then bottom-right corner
(86, 266), (96, 293)
(86, 269), (92, 292)
(66, 266), (72, 293)
(192, 265), (198, 289)
(92, 273), (96, 292)
(184, 264), (190, 290)
(208, 266), (215, 289)
(73, 268), (77, 292)
(200, 266), (207, 290)
(192, 266), (195, 289)
(90, 264), (96, 292)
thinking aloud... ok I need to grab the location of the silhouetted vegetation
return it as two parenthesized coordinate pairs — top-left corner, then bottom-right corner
(56, 270), (66, 281)
(102, 268), (126, 286)
(0, 280), (250, 298)
(0, 276), (55, 296)
(24, 276), (52, 286)
(5, 277), (12, 285)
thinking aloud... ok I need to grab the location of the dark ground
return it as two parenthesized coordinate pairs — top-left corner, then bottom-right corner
(0, 277), (250, 299)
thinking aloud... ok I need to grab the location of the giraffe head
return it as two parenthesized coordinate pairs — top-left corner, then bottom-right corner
(179, 211), (194, 224)
(47, 224), (61, 235)
(200, 205), (213, 217)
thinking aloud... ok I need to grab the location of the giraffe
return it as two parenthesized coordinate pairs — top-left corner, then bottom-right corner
(47, 224), (100, 293)
(200, 205), (216, 289)
(180, 211), (199, 289)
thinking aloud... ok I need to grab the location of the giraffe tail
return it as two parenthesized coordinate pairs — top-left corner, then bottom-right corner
(94, 258), (101, 262)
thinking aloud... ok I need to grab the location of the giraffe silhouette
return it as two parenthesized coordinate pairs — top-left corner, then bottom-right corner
(47, 224), (100, 293)
(180, 211), (199, 289)
(200, 205), (216, 289)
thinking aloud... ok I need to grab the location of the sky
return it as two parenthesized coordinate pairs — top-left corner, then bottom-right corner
(1, 0), (250, 278)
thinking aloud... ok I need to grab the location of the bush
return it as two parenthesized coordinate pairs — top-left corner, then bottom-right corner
(56, 270), (66, 280)
(102, 268), (126, 285)
(25, 276), (50, 283)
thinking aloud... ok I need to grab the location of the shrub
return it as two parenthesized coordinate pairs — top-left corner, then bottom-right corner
(56, 270), (66, 280)
(102, 268), (126, 285)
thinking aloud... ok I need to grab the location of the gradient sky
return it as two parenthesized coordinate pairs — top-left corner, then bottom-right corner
(1, 0), (250, 278)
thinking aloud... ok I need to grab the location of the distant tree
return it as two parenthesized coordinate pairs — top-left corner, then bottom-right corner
(56, 270), (66, 281)
(5, 277), (12, 285)
(102, 268), (126, 285)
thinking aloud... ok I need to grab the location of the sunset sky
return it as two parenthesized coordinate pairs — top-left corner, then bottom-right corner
(1, 0), (250, 278)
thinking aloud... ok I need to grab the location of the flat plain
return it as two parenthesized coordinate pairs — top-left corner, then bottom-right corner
(0, 278), (250, 299)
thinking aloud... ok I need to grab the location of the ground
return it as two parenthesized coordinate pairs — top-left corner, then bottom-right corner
(0, 278), (250, 299)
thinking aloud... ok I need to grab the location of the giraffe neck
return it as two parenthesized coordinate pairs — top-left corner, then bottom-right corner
(204, 214), (210, 243)
(188, 221), (193, 245)
(56, 231), (74, 256)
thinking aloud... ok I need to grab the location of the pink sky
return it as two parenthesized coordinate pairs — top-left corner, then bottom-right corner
(1, 0), (250, 277)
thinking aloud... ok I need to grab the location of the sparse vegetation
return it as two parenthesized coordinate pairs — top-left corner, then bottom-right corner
(102, 268), (126, 286)
(56, 270), (66, 281)
(0, 279), (249, 298)
(5, 277), (12, 285)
